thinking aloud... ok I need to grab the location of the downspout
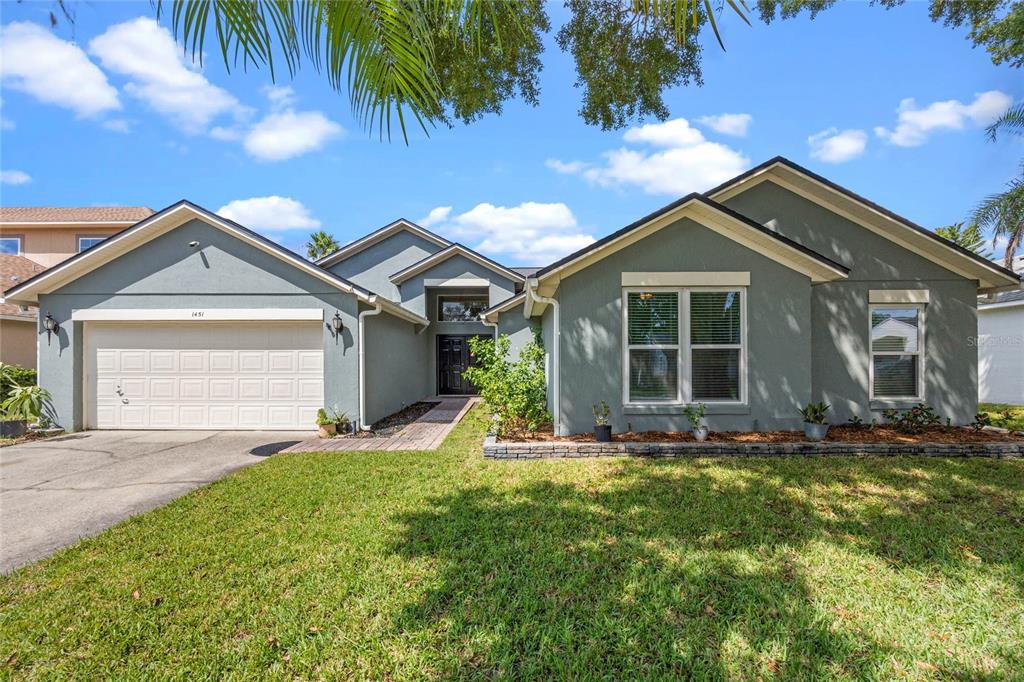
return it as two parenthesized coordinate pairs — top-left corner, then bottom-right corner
(357, 299), (383, 431)
(526, 280), (562, 435)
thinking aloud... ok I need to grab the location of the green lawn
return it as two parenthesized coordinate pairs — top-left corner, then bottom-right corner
(2, 409), (1023, 680)
(980, 403), (1024, 431)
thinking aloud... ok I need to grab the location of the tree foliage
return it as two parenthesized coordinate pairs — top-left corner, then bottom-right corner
(464, 331), (550, 437)
(934, 222), (993, 258)
(306, 230), (340, 260)
(971, 103), (1024, 267)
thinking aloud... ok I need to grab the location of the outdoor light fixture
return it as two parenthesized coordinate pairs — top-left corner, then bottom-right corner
(43, 312), (59, 345)
(331, 311), (344, 336)
(188, 240), (200, 248)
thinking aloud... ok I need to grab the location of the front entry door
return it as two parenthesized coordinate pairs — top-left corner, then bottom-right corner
(437, 335), (486, 395)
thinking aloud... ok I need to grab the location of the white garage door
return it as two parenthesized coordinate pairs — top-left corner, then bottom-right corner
(86, 322), (323, 430)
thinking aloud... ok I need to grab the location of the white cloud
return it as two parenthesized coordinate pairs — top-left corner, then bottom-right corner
(874, 90), (1013, 147)
(548, 118), (749, 195)
(807, 128), (868, 163)
(102, 119), (131, 133)
(0, 22), (120, 118)
(697, 113), (752, 137)
(429, 202), (595, 263)
(0, 170), (31, 185)
(217, 196), (320, 231)
(243, 110), (343, 162)
(263, 85), (297, 110)
(89, 17), (243, 133)
(418, 206), (452, 227)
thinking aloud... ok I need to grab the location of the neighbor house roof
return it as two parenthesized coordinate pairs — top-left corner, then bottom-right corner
(706, 156), (1020, 292)
(529, 193), (850, 288)
(317, 218), (451, 267)
(1, 201), (429, 326)
(389, 243), (526, 284)
(979, 287), (1024, 310)
(0, 206), (155, 224)
(0, 254), (44, 320)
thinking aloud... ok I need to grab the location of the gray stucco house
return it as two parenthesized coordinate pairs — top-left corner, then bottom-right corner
(3, 157), (1018, 434)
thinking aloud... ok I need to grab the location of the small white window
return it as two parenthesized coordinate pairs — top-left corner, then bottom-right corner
(437, 295), (489, 322)
(0, 236), (22, 255)
(870, 304), (924, 399)
(78, 236), (106, 252)
(626, 291), (680, 402)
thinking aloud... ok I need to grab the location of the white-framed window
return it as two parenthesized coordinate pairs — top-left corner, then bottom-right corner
(0, 236), (22, 255)
(623, 287), (746, 405)
(869, 304), (924, 400)
(437, 295), (489, 322)
(78, 236), (106, 252)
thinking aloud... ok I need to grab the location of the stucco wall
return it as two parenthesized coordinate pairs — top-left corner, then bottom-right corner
(723, 180), (979, 424)
(398, 254), (517, 317)
(0, 226), (123, 268)
(363, 305), (429, 424)
(549, 216), (813, 435)
(37, 218), (360, 430)
(326, 230), (442, 301)
(0, 318), (37, 368)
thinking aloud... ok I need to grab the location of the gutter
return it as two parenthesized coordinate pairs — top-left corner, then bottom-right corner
(525, 279), (563, 435)
(357, 299), (383, 431)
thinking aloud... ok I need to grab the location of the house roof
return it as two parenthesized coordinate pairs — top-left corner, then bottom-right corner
(707, 156), (1020, 292)
(980, 287), (1024, 310)
(511, 267), (542, 278)
(389, 243), (526, 284)
(0, 206), (154, 224)
(1, 201), (429, 326)
(317, 218), (451, 267)
(0, 254), (44, 319)
(530, 193), (850, 286)
(481, 291), (526, 322)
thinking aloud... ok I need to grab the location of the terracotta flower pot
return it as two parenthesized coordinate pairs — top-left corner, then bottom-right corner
(317, 423), (337, 439)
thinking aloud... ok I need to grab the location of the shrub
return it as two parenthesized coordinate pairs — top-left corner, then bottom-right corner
(882, 403), (942, 434)
(465, 331), (550, 437)
(682, 402), (706, 428)
(0, 363), (36, 402)
(1, 384), (53, 423)
(799, 401), (831, 425)
(592, 401), (610, 426)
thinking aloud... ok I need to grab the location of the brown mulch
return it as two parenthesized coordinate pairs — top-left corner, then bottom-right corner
(507, 425), (1023, 444)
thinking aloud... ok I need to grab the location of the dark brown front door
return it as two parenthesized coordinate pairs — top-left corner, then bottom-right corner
(437, 335), (486, 395)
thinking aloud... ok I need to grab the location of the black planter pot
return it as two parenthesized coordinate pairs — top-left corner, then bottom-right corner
(1, 420), (28, 438)
(594, 424), (612, 442)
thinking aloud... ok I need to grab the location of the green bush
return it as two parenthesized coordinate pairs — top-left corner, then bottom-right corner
(1, 384), (53, 423)
(882, 403), (943, 434)
(465, 331), (550, 437)
(0, 363), (37, 403)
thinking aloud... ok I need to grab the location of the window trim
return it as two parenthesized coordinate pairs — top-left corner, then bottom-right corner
(0, 235), (23, 256)
(868, 302), (925, 401)
(436, 294), (490, 323)
(77, 235), (108, 252)
(621, 286), (747, 407)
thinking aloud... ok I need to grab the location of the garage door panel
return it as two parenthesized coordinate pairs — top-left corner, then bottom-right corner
(87, 322), (323, 430)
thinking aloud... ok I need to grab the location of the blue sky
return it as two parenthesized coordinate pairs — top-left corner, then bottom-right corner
(1, 1), (1020, 265)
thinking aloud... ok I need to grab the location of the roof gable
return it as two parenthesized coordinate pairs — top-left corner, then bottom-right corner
(708, 157), (1019, 293)
(317, 219), (450, 268)
(529, 194), (848, 293)
(389, 244), (526, 284)
(1, 201), (428, 325)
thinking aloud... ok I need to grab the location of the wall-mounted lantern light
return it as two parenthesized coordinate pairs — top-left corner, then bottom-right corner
(43, 312), (59, 345)
(331, 311), (344, 336)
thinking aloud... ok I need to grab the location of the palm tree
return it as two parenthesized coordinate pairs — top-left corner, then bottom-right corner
(973, 103), (1024, 268)
(306, 231), (340, 261)
(157, 0), (749, 141)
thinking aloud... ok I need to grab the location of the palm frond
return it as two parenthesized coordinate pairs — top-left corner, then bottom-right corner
(986, 102), (1024, 142)
(632, 0), (751, 49)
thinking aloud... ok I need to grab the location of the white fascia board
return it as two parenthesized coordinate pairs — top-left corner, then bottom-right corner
(318, 220), (450, 267)
(71, 308), (324, 322)
(390, 244), (525, 284)
(622, 272), (751, 287)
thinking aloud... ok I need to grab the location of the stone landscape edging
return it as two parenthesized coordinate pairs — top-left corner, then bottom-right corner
(483, 435), (1024, 459)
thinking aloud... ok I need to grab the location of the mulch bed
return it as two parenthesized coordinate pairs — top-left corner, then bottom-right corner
(509, 425), (1023, 444)
(333, 401), (440, 439)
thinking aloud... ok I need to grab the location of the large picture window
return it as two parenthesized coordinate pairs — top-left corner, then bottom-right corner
(438, 295), (489, 322)
(624, 288), (745, 404)
(870, 305), (923, 399)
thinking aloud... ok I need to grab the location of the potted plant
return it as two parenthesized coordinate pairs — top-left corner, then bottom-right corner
(799, 401), (831, 441)
(1, 383), (53, 438)
(683, 402), (708, 442)
(592, 401), (612, 442)
(329, 405), (351, 436)
(315, 408), (336, 438)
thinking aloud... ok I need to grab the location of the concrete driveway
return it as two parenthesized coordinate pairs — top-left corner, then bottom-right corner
(0, 430), (309, 573)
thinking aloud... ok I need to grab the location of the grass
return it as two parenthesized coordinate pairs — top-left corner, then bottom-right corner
(979, 403), (1024, 431)
(1, 409), (1022, 680)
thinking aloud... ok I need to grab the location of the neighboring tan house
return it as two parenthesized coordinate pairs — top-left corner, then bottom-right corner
(978, 255), (1024, 405)
(2, 157), (1019, 433)
(0, 207), (154, 369)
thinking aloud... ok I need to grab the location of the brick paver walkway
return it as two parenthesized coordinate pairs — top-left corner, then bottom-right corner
(281, 397), (478, 453)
